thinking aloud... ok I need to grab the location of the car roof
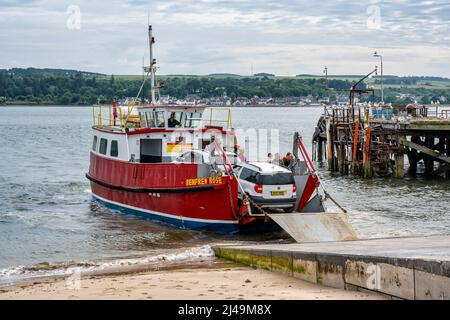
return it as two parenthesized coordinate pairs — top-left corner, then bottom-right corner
(191, 149), (208, 155)
(183, 150), (237, 156)
(242, 162), (292, 174)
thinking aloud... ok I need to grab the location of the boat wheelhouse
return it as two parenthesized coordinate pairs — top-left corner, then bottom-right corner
(90, 102), (233, 164)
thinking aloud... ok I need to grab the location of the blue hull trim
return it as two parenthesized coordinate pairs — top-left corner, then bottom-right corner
(93, 196), (240, 234)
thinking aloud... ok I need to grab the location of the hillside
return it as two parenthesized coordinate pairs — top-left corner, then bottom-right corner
(5, 67), (104, 78)
(0, 68), (449, 105)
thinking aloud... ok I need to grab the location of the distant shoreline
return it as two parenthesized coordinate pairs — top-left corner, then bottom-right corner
(0, 104), (325, 108)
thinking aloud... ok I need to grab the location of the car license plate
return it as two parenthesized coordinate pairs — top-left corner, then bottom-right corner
(271, 191), (286, 196)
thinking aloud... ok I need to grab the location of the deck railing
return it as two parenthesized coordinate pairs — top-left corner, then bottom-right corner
(92, 103), (233, 130)
(205, 107), (233, 129)
(323, 105), (450, 123)
(92, 100), (142, 130)
(440, 109), (450, 119)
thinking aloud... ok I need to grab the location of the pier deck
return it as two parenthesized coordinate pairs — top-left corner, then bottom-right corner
(213, 235), (450, 300)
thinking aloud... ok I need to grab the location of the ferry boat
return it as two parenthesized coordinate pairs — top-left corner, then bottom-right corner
(86, 26), (322, 233)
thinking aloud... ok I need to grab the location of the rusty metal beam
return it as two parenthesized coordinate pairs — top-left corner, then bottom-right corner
(400, 138), (450, 164)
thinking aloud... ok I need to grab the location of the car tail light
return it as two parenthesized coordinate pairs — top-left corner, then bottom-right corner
(293, 184), (297, 193)
(254, 184), (263, 194)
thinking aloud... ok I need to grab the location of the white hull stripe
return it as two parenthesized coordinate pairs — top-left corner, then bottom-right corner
(92, 193), (239, 225)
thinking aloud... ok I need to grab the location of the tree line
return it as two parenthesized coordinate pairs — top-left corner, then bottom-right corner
(0, 69), (449, 105)
(0, 70), (353, 105)
(0, 71), (142, 105)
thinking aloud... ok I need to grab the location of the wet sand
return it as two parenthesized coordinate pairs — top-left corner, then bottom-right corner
(0, 265), (384, 300)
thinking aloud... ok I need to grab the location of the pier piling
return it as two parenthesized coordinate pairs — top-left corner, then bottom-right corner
(313, 104), (450, 179)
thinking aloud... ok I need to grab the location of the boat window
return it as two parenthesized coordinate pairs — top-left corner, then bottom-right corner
(185, 110), (203, 128)
(257, 173), (294, 185)
(139, 112), (147, 127)
(145, 111), (157, 128)
(110, 140), (119, 157)
(99, 138), (108, 155)
(154, 111), (166, 128)
(168, 111), (183, 128)
(92, 136), (98, 151)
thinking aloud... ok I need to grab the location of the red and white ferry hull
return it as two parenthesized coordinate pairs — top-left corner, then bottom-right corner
(87, 153), (277, 233)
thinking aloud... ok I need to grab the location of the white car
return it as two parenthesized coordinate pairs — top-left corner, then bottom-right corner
(235, 162), (297, 212)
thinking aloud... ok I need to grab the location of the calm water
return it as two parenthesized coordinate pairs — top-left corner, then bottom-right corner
(0, 106), (449, 284)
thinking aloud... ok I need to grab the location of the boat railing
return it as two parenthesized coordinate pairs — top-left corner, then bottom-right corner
(205, 107), (233, 129)
(92, 103), (233, 130)
(92, 100), (142, 130)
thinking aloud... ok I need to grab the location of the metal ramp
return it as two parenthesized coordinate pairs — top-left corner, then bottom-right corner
(265, 133), (358, 243)
(268, 213), (357, 243)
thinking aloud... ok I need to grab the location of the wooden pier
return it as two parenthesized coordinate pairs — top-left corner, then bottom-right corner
(312, 104), (450, 178)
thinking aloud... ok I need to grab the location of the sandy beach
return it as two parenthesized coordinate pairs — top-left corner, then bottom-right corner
(0, 264), (384, 300)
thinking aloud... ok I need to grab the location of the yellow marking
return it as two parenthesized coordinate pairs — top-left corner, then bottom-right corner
(185, 177), (223, 186)
(271, 191), (286, 196)
(166, 143), (193, 153)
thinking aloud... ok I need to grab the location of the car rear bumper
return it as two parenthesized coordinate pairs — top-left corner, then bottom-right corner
(250, 196), (296, 208)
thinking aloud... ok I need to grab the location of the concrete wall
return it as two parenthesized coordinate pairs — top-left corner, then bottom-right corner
(213, 246), (450, 300)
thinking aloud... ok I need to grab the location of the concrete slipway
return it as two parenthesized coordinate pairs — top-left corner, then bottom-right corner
(213, 235), (450, 300)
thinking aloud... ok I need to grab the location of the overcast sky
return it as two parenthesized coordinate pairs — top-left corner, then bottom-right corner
(0, 0), (449, 77)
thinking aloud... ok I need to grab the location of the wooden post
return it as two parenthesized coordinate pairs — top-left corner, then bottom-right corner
(352, 120), (359, 175)
(395, 135), (405, 178)
(407, 154), (417, 176)
(338, 141), (345, 174)
(362, 109), (372, 178)
(446, 137), (450, 179)
(409, 135), (421, 175)
(352, 120), (359, 162)
(333, 126), (339, 171)
(363, 127), (372, 178)
(326, 119), (334, 171)
(425, 136), (434, 174)
(317, 139), (323, 163)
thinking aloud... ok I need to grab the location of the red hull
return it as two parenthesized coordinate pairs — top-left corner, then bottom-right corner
(88, 152), (317, 232)
(88, 153), (245, 231)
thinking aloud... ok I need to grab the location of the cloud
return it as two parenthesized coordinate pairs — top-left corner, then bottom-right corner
(0, 0), (449, 76)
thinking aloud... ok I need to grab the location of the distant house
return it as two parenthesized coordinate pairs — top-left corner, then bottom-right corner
(233, 97), (251, 106)
(336, 94), (350, 106)
(318, 97), (330, 104)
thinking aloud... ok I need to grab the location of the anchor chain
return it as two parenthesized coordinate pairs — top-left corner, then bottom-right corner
(243, 194), (270, 221)
(226, 177), (239, 221)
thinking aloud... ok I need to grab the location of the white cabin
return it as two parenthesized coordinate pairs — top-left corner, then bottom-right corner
(91, 103), (234, 164)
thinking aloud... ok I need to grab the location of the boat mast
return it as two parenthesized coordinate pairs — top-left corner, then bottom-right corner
(147, 25), (157, 104)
